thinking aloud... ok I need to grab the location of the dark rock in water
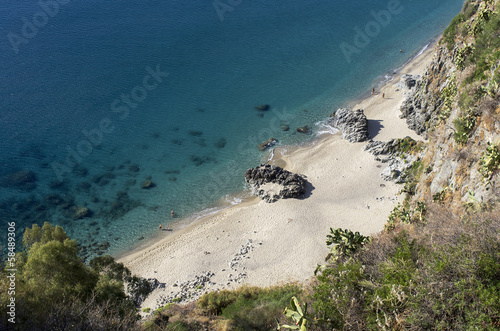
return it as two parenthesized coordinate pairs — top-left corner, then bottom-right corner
(1, 170), (38, 190)
(99, 241), (110, 250)
(48, 180), (66, 190)
(92, 172), (115, 186)
(215, 138), (227, 149)
(280, 124), (290, 131)
(189, 130), (203, 137)
(171, 139), (183, 146)
(128, 164), (140, 172)
(296, 126), (311, 134)
(165, 170), (181, 175)
(102, 191), (141, 220)
(258, 138), (278, 151)
(73, 167), (88, 177)
(330, 108), (369, 143)
(190, 155), (215, 166)
(194, 138), (207, 147)
(244, 164), (307, 203)
(141, 180), (155, 189)
(71, 206), (92, 219)
(255, 104), (270, 111)
(45, 194), (64, 206)
(152, 132), (160, 139)
(257, 113), (264, 118)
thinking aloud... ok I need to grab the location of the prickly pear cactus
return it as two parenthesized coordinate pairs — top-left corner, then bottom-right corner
(325, 228), (370, 260)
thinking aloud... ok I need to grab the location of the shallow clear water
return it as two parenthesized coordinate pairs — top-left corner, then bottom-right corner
(0, 0), (463, 258)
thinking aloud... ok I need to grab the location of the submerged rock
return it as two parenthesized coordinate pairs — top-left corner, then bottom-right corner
(255, 104), (270, 111)
(330, 108), (369, 143)
(244, 164), (307, 203)
(280, 124), (290, 131)
(257, 138), (278, 151)
(1, 170), (38, 190)
(215, 138), (227, 148)
(141, 180), (155, 189)
(296, 126), (311, 134)
(71, 206), (92, 219)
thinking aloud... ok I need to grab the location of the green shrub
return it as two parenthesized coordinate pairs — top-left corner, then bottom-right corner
(325, 228), (370, 261)
(479, 142), (500, 184)
(439, 75), (457, 120)
(453, 112), (477, 144)
(443, 13), (464, 50)
(197, 285), (302, 330)
(313, 259), (366, 329)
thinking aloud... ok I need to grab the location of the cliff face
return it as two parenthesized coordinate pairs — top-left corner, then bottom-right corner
(400, 0), (500, 212)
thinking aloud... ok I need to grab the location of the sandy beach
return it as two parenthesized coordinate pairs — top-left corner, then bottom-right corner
(118, 43), (436, 310)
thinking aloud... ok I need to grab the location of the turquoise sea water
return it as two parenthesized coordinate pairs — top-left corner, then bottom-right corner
(0, 0), (463, 258)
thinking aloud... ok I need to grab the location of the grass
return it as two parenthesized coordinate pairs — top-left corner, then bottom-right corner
(146, 284), (303, 330)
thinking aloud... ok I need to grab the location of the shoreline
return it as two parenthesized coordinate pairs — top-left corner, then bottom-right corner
(118, 38), (437, 310)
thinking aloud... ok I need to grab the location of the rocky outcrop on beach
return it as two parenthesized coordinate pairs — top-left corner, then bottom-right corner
(330, 108), (370, 143)
(399, 46), (455, 135)
(364, 138), (420, 183)
(127, 277), (164, 306)
(244, 164), (307, 202)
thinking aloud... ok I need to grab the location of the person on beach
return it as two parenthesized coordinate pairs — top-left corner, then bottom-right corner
(159, 224), (162, 230)
(171, 210), (174, 218)
(382, 93), (385, 98)
(371, 87), (375, 95)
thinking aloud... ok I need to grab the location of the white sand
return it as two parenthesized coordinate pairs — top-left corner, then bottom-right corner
(118, 44), (435, 310)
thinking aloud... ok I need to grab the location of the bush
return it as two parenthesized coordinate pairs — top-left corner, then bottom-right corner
(479, 142), (500, 184)
(453, 112), (477, 144)
(443, 13), (464, 50)
(197, 285), (303, 330)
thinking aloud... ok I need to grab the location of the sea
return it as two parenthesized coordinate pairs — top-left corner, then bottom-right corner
(0, 0), (463, 259)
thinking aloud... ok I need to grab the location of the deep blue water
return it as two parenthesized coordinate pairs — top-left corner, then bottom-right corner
(0, 0), (463, 258)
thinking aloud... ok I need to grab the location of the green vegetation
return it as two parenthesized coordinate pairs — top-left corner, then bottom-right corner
(443, 13), (464, 50)
(479, 142), (500, 184)
(325, 228), (370, 261)
(311, 209), (500, 330)
(279, 297), (309, 331)
(439, 75), (457, 120)
(0, 222), (141, 329)
(146, 284), (303, 330)
(386, 200), (427, 230)
(453, 111), (478, 144)
(464, 1), (500, 82)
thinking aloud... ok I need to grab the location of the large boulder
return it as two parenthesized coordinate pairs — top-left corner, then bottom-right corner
(330, 108), (369, 143)
(244, 164), (307, 203)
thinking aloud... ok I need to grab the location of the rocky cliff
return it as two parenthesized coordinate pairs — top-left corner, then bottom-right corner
(396, 0), (500, 216)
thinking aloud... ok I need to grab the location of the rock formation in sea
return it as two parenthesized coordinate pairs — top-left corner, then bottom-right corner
(257, 138), (278, 151)
(244, 164), (307, 203)
(330, 108), (370, 143)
